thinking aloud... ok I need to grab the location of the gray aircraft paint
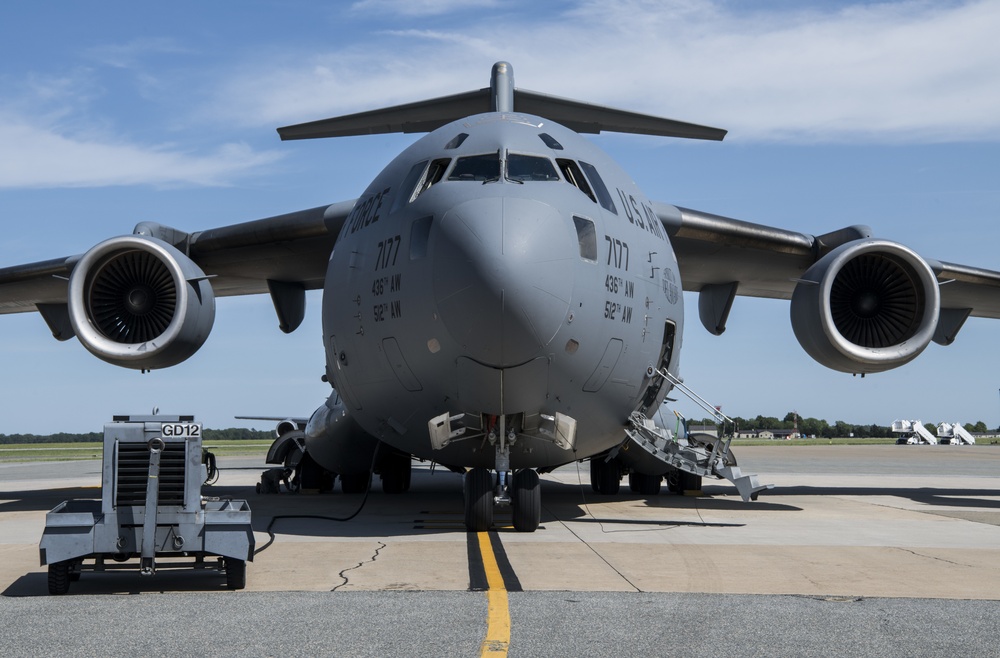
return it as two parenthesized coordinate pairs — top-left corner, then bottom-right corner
(319, 111), (682, 469)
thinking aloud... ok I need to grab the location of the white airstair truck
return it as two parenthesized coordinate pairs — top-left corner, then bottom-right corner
(891, 420), (938, 445)
(937, 423), (977, 445)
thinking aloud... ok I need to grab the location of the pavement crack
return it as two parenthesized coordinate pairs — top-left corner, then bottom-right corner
(893, 546), (972, 568)
(331, 541), (387, 591)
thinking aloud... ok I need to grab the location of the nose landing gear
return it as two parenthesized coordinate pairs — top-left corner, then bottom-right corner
(459, 414), (543, 532)
(511, 469), (540, 532)
(463, 435), (541, 533)
(464, 467), (494, 531)
(462, 466), (541, 533)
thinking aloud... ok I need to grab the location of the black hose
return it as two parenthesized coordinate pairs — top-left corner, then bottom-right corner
(202, 450), (219, 485)
(253, 443), (381, 556)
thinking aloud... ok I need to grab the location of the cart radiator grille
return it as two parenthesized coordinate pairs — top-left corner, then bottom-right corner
(115, 441), (187, 507)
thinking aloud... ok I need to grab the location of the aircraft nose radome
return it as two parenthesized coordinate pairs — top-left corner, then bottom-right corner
(432, 196), (575, 367)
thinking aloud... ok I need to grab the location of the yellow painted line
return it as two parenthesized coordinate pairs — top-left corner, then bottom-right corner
(477, 531), (510, 657)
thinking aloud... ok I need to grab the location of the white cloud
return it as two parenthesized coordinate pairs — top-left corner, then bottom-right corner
(85, 37), (192, 69)
(0, 116), (283, 189)
(349, 0), (502, 17)
(4, 0), (997, 192)
(216, 0), (1000, 143)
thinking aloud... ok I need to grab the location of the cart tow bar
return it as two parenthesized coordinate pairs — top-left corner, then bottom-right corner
(140, 437), (164, 576)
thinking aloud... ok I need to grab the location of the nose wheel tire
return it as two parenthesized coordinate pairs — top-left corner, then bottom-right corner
(511, 469), (540, 532)
(464, 467), (494, 532)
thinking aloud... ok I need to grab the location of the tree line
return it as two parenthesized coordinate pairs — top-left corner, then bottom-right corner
(688, 413), (993, 439)
(0, 428), (275, 445)
(4, 416), (995, 445)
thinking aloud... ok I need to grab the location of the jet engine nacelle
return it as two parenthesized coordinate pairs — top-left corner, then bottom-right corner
(68, 235), (216, 369)
(790, 239), (940, 374)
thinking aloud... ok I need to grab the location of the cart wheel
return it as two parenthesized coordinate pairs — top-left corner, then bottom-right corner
(224, 557), (246, 590)
(48, 561), (71, 595)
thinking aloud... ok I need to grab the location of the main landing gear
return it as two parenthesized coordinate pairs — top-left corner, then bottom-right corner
(464, 466), (541, 533)
(591, 456), (704, 497)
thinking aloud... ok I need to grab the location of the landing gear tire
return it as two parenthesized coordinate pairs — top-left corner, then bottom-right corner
(464, 467), (494, 532)
(511, 469), (541, 533)
(47, 560), (71, 595)
(224, 557), (246, 590)
(341, 472), (371, 494)
(678, 471), (702, 494)
(380, 453), (412, 494)
(636, 472), (662, 496)
(284, 452), (303, 493)
(298, 452), (334, 492)
(665, 469), (680, 494)
(590, 458), (620, 495)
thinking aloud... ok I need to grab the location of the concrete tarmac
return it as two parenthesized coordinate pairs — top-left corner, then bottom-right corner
(2, 445), (1000, 656)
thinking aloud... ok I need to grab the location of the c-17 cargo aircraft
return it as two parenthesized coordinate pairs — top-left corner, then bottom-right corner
(3, 62), (1000, 532)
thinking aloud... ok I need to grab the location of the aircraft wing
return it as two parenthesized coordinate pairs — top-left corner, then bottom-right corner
(656, 202), (1000, 344)
(0, 201), (354, 316)
(0, 201), (355, 357)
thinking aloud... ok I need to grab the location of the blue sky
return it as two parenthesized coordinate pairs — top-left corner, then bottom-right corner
(1, 0), (999, 434)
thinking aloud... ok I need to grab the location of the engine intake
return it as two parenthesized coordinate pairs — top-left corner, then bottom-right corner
(68, 236), (216, 369)
(790, 239), (939, 374)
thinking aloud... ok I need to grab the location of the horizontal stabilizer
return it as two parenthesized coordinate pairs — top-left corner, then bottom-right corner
(515, 89), (726, 140)
(278, 89), (726, 142)
(278, 89), (492, 140)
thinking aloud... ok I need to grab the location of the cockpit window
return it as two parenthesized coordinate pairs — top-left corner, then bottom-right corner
(507, 154), (560, 182)
(445, 133), (469, 149)
(416, 158), (450, 197)
(391, 159), (429, 214)
(538, 133), (563, 150)
(448, 153), (500, 181)
(396, 158), (451, 208)
(447, 152), (560, 184)
(579, 161), (618, 215)
(557, 159), (597, 203)
(573, 216), (598, 262)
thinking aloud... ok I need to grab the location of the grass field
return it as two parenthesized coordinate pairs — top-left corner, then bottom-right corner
(730, 437), (899, 446)
(4, 436), (998, 463)
(0, 441), (272, 463)
(731, 437), (1000, 446)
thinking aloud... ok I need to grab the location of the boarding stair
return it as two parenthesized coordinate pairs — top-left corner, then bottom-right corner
(611, 368), (772, 502)
(936, 422), (977, 445)
(891, 420), (938, 444)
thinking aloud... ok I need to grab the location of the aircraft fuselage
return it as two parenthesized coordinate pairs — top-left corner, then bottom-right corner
(320, 112), (684, 469)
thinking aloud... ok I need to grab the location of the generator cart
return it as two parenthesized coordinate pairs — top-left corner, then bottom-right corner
(39, 415), (254, 594)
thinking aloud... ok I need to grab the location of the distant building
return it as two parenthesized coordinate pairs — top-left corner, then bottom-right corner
(734, 429), (800, 440)
(687, 424), (718, 438)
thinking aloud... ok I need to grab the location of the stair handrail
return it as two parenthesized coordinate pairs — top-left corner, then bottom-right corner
(654, 367), (734, 426)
